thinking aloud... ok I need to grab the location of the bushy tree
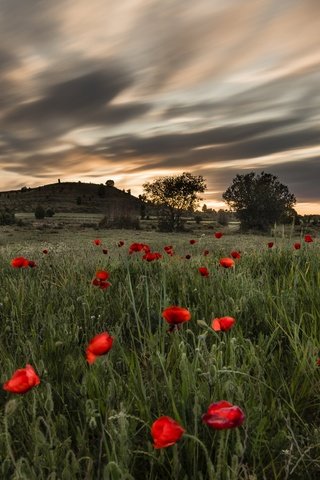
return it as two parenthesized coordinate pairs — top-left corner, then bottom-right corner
(143, 172), (206, 231)
(222, 171), (296, 232)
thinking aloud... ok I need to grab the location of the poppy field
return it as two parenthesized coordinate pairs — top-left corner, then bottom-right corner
(0, 230), (319, 479)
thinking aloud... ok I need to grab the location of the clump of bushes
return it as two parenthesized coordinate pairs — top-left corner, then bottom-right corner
(0, 207), (16, 225)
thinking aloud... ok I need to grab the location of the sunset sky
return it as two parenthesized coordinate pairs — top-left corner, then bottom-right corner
(0, 0), (319, 214)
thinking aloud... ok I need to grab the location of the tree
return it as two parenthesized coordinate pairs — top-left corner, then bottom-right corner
(222, 171), (296, 232)
(143, 172), (206, 231)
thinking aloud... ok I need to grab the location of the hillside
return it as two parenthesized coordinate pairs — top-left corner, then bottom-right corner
(0, 181), (142, 215)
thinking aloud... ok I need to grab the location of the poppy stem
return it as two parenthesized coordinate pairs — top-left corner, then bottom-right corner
(183, 433), (216, 479)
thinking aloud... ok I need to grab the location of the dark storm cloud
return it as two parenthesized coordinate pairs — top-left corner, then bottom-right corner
(2, 67), (151, 151)
(5, 68), (133, 125)
(200, 156), (320, 204)
(94, 118), (317, 164)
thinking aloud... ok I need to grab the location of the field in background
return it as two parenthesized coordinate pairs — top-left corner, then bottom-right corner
(0, 228), (319, 479)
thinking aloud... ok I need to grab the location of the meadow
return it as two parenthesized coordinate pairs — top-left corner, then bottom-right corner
(0, 227), (319, 480)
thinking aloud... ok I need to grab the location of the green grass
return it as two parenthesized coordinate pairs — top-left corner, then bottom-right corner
(0, 229), (319, 479)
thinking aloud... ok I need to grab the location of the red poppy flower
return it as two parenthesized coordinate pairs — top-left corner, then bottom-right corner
(143, 252), (162, 261)
(164, 245), (174, 255)
(198, 267), (209, 277)
(212, 316), (236, 331)
(202, 401), (245, 430)
(162, 306), (191, 328)
(3, 364), (40, 394)
(304, 235), (313, 243)
(203, 250), (209, 256)
(93, 239), (102, 246)
(189, 239), (196, 245)
(219, 258), (235, 268)
(102, 249), (108, 254)
(118, 240), (125, 247)
(151, 416), (185, 449)
(86, 332), (114, 364)
(95, 270), (109, 281)
(293, 242), (301, 250)
(316, 358), (320, 366)
(230, 251), (241, 259)
(267, 242), (274, 248)
(42, 249), (48, 254)
(11, 256), (29, 268)
(28, 260), (36, 268)
(215, 232), (223, 239)
(129, 243), (150, 254)
(185, 254), (191, 260)
(92, 270), (111, 289)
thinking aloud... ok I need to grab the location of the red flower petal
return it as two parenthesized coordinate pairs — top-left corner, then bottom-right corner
(3, 364), (40, 394)
(151, 416), (185, 449)
(162, 306), (191, 325)
(202, 401), (245, 430)
(86, 332), (114, 364)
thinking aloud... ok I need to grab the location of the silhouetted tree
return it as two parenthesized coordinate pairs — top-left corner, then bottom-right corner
(222, 171), (296, 232)
(143, 172), (206, 231)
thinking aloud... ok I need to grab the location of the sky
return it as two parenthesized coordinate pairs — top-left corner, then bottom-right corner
(0, 0), (319, 214)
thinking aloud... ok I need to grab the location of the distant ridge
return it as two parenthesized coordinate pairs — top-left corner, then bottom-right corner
(0, 181), (142, 215)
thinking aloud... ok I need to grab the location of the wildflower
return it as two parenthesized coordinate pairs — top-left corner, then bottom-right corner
(3, 364), (40, 394)
(102, 249), (108, 255)
(164, 246), (174, 256)
(202, 400), (245, 429)
(86, 332), (114, 364)
(162, 306), (191, 332)
(42, 249), (48, 254)
(92, 270), (111, 289)
(189, 239), (196, 245)
(267, 242), (274, 248)
(142, 252), (162, 261)
(118, 240), (125, 247)
(203, 250), (209, 256)
(95, 270), (109, 281)
(215, 232), (223, 239)
(304, 235), (313, 243)
(185, 254), (191, 260)
(230, 251), (241, 259)
(28, 260), (36, 268)
(198, 267), (209, 277)
(293, 242), (301, 250)
(93, 239), (101, 246)
(212, 316), (236, 331)
(316, 358), (320, 366)
(151, 416), (185, 449)
(219, 258), (235, 269)
(11, 257), (29, 268)
(129, 243), (150, 254)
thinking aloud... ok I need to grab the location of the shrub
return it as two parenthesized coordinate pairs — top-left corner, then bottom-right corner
(0, 208), (16, 225)
(34, 205), (45, 219)
(45, 208), (55, 217)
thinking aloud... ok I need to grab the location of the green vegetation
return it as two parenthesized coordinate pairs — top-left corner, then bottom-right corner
(143, 172), (206, 232)
(223, 172), (297, 232)
(0, 230), (319, 479)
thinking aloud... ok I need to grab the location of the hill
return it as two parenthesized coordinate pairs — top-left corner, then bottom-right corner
(0, 181), (142, 216)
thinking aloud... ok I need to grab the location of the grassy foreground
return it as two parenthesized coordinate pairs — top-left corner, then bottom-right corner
(0, 230), (319, 479)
